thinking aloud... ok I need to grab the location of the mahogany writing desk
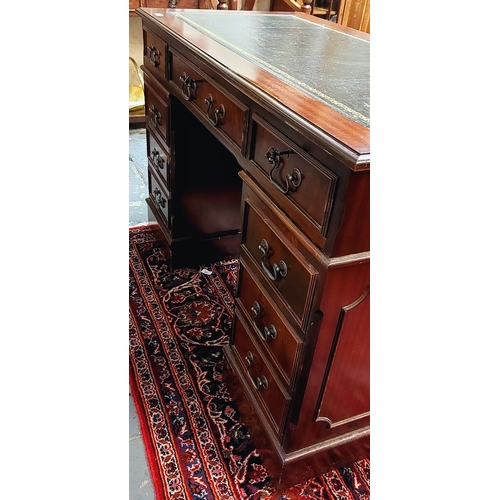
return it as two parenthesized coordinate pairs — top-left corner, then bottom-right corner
(136, 8), (370, 490)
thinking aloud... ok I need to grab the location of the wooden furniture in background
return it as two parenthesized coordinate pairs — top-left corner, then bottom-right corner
(337, 0), (369, 32)
(311, 0), (339, 21)
(130, 0), (369, 32)
(135, 8), (370, 491)
(263, 0), (313, 14)
(243, 0), (369, 33)
(130, 0), (216, 16)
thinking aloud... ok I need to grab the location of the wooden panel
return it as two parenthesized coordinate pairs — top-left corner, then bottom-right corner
(330, 168), (369, 256)
(177, 187), (242, 236)
(338, 0), (370, 33)
(315, 286), (370, 428)
(282, 259), (370, 452)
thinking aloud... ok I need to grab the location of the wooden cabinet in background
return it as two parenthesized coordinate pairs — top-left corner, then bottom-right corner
(130, 0), (214, 16)
(310, 0), (369, 33)
(338, 0), (369, 33)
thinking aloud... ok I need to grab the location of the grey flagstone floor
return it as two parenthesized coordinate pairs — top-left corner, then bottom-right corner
(129, 127), (155, 499)
(129, 128), (149, 229)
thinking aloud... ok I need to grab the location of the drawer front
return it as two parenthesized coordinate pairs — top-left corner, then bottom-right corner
(170, 51), (247, 149)
(233, 311), (290, 435)
(143, 29), (167, 77)
(149, 168), (170, 227)
(241, 198), (318, 327)
(147, 129), (170, 193)
(144, 82), (170, 147)
(237, 263), (302, 386)
(250, 116), (337, 242)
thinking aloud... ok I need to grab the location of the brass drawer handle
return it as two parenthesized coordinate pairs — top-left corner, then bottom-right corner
(244, 350), (268, 390)
(245, 351), (254, 365)
(153, 187), (166, 208)
(147, 45), (160, 67)
(258, 239), (287, 282)
(251, 375), (268, 391)
(178, 72), (202, 101)
(204, 93), (225, 127)
(250, 301), (278, 342)
(148, 105), (162, 128)
(265, 147), (302, 195)
(151, 148), (165, 170)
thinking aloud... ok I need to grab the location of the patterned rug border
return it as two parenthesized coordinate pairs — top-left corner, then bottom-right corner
(130, 362), (167, 500)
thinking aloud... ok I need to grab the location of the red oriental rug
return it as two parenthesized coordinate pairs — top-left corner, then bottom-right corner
(129, 226), (370, 500)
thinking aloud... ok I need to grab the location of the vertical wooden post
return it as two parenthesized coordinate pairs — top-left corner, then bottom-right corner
(301, 0), (313, 14)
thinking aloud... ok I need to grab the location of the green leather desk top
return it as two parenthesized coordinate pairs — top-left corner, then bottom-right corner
(169, 11), (369, 128)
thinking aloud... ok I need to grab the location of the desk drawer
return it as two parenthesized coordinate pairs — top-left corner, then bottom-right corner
(143, 29), (167, 77)
(144, 81), (170, 147)
(233, 310), (290, 435)
(146, 129), (170, 193)
(249, 115), (338, 246)
(237, 263), (302, 386)
(170, 51), (247, 149)
(149, 168), (170, 227)
(241, 196), (319, 328)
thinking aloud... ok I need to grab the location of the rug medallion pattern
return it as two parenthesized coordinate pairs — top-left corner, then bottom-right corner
(129, 226), (370, 500)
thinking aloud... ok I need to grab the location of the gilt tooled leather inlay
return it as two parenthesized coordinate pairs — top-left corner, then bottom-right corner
(170, 12), (370, 128)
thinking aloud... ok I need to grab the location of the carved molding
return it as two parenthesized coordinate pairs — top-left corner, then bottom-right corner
(316, 411), (370, 429)
(314, 285), (370, 428)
